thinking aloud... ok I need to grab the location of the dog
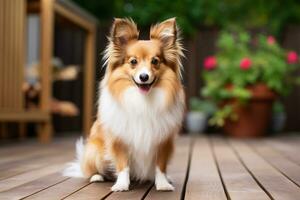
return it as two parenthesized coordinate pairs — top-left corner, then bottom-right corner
(63, 17), (185, 192)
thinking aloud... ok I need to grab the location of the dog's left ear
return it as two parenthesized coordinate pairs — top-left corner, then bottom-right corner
(111, 18), (139, 46)
(150, 18), (183, 77)
(150, 18), (178, 47)
(104, 18), (139, 69)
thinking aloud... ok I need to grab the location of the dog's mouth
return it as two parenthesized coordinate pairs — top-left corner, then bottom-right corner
(132, 77), (156, 93)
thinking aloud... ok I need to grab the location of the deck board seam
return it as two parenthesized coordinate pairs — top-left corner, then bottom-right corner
(210, 137), (231, 200)
(0, 166), (43, 182)
(180, 137), (193, 200)
(0, 147), (72, 169)
(140, 183), (154, 200)
(100, 191), (113, 200)
(0, 160), (69, 182)
(20, 177), (70, 199)
(246, 141), (300, 188)
(61, 182), (92, 199)
(263, 140), (300, 167)
(0, 150), (73, 182)
(226, 139), (274, 200)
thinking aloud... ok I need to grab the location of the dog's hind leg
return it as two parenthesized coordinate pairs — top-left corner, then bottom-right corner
(81, 121), (106, 182)
(90, 174), (104, 182)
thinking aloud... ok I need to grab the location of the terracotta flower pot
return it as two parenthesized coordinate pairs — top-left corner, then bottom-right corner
(223, 83), (276, 138)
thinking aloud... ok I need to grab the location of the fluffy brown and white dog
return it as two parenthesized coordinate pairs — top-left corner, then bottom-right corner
(63, 18), (185, 192)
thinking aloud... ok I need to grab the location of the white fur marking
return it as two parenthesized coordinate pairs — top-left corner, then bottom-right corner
(111, 167), (130, 191)
(90, 174), (104, 182)
(155, 167), (174, 191)
(62, 138), (84, 178)
(99, 86), (184, 180)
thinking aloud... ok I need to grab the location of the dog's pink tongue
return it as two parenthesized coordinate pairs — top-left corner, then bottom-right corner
(139, 86), (150, 94)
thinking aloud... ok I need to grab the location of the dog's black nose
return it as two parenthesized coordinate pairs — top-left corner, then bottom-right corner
(139, 73), (149, 82)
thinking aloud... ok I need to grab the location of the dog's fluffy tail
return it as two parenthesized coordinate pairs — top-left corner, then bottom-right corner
(63, 137), (85, 177)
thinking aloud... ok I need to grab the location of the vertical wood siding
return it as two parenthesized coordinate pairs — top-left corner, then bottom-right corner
(0, 0), (25, 112)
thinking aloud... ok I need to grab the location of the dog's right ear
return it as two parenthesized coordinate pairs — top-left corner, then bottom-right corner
(104, 18), (139, 69)
(110, 18), (139, 46)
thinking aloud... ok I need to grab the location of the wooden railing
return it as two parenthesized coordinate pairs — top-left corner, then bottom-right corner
(0, 0), (97, 142)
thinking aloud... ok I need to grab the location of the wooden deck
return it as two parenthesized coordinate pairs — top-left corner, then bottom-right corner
(0, 135), (300, 200)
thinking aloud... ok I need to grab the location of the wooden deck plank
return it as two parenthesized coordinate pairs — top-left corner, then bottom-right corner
(229, 139), (300, 200)
(265, 139), (300, 166)
(0, 143), (37, 156)
(0, 148), (74, 180)
(273, 136), (300, 146)
(185, 137), (227, 200)
(211, 137), (270, 200)
(24, 178), (89, 200)
(0, 154), (72, 192)
(0, 138), (74, 156)
(106, 182), (153, 200)
(0, 140), (74, 171)
(63, 182), (113, 200)
(145, 137), (191, 200)
(0, 172), (68, 200)
(1, 136), (300, 199)
(0, 147), (73, 180)
(0, 145), (65, 165)
(248, 140), (300, 186)
(0, 139), (74, 180)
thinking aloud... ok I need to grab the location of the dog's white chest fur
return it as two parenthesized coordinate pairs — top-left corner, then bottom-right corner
(99, 86), (184, 180)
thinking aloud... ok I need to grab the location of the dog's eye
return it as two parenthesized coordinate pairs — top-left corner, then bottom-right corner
(151, 58), (159, 65)
(130, 59), (138, 65)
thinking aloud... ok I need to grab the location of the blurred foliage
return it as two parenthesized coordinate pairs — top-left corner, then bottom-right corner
(72, 0), (300, 36)
(202, 29), (300, 101)
(208, 105), (237, 127)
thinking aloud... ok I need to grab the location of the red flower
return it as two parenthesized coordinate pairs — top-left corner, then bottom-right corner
(267, 36), (275, 45)
(204, 56), (217, 70)
(287, 51), (298, 64)
(240, 57), (252, 70)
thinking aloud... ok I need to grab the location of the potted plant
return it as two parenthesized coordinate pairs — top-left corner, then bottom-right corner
(186, 98), (216, 133)
(201, 29), (300, 137)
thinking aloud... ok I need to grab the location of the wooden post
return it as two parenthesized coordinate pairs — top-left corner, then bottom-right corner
(18, 0), (26, 140)
(39, 0), (54, 142)
(185, 38), (198, 104)
(0, 123), (8, 139)
(83, 28), (96, 136)
(18, 122), (26, 140)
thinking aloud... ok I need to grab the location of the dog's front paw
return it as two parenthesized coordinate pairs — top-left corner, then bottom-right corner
(111, 182), (129, 192)
(156, 181), (174, 191)
(155, 167), (174, 191)
(111, 167), (130, 192)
